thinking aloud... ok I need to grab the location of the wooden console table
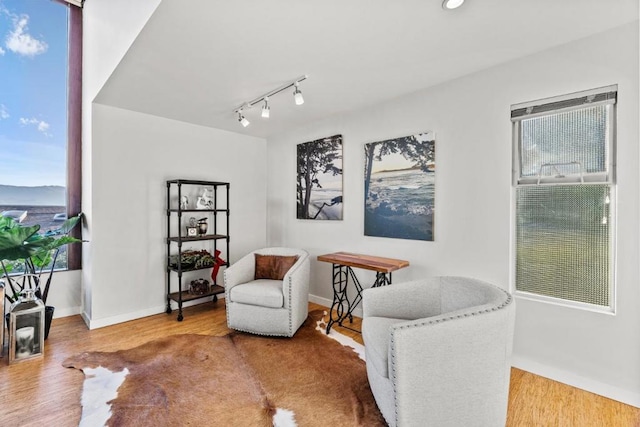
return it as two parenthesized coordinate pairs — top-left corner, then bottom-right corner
(317, 252), (409, 334)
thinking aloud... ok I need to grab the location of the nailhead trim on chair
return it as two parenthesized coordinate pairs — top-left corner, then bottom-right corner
(224, 269), (232, 328)
(288, 274), (293, 336)
(389, 288), (513, 426)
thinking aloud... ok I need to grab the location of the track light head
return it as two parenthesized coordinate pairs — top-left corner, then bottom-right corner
(238, 110), (250, 127)
(293, 82), (304, 106)
(233, 76), (307, 124)
(442, 0), (465, 10)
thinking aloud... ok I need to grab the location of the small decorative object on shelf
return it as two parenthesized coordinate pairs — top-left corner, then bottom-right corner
(8, 289), (45, 364)
(186, 217), (198, 237)
(189, 278), (210, 296)
(169, 249), (216, 270)
(180, 195), (189, 210)
(197, 218), (208, 235)
(196, 187), (214, 210)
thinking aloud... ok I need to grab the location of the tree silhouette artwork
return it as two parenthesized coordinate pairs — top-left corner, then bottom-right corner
(364, 132), (435, 240)
(297, 135), (343, 220)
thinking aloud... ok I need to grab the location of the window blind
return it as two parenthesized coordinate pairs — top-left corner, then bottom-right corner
(515, 185), (611, 307)
(513, 86), (616, 186)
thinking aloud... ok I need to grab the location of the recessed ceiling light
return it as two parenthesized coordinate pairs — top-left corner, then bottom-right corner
(442, 0), (465, 10)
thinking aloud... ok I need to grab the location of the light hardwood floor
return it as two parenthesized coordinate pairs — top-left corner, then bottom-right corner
(1, 301), (638, 426)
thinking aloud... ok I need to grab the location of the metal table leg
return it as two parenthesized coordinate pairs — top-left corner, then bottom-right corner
(326, 265), (365, 334)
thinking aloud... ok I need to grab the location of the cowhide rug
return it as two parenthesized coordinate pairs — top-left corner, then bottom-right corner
(63, 310), (385, 427)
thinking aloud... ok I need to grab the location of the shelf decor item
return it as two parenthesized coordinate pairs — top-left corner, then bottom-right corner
(8, 288), (45, 364)
(180, 196), (189, 210)
(189, 278), (210, 296)
(168, 249), (216, 270)
(186, 218), (198, 237)
(196, 187), (214, 210)
(197, 218), (208, 235)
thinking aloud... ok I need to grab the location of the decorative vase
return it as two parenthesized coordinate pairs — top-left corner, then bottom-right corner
(197, 218), (208, 235)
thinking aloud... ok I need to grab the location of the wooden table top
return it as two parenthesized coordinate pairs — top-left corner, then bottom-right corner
(317, 252), (409, 273)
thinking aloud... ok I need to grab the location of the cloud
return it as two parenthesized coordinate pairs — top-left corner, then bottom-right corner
(5, 15), (48, 57)
(19, 117), (52, 137)
(0, 104), (8, 119)
(0, 46), (4, 55)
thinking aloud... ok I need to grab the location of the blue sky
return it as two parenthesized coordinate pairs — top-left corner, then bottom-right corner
(0, 0), (67, 187)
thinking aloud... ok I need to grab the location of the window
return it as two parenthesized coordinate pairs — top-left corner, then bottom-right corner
(512, 86), (617, 310)
(0, 0), (82, 271)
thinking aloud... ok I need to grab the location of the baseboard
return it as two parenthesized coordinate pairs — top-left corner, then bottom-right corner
(309, 293), (363, 318)
(511, 354), (640, 408)
(81, 294), (357, 329)
(52, 306), (82, 319)
(85, 298), (224, 330)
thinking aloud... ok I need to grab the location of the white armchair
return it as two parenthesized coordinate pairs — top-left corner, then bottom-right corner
(224, 247), (310, 337)
(362, 276), (515, 427)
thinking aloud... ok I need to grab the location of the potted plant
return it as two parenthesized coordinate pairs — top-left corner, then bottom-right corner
(0, 213), (83, 339)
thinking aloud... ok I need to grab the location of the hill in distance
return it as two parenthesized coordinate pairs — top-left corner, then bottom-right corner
(0, 184), (65, 206)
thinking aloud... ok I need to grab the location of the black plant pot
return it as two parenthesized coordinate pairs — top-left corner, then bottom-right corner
(44, 306), (54, 340)
(5, 305), (55, 341)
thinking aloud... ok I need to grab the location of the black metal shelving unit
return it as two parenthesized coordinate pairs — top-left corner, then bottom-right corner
(166, 179), (230, 321)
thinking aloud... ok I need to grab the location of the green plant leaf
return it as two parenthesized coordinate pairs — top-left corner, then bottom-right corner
(0, 222), (45, 261)
(56, 213), (83, 235)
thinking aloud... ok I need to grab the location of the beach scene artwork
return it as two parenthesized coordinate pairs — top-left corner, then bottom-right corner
(297, 135), (343, 220)
(364, 132), (435, 241)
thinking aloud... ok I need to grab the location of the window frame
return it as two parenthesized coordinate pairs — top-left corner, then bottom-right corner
(65, 3), (83, 270)
(511, 85), (617, 313)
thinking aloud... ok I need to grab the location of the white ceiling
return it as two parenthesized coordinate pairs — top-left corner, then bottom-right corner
(94, 0), (638, 139)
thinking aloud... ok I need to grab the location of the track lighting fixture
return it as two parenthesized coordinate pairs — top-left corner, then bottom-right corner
(237, 110), (250, 127)
(234, 75), (307, 127)
(261, 97), (270, 118)
(442, 0), (465, 10)
(293, 82), (304, 106)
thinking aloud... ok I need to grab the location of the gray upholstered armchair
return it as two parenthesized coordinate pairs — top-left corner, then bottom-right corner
(362, 276), (515, 427)
(224, 247), (310, 337)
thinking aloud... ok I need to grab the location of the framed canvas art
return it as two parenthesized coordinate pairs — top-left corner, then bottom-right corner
(297, 135), (343, 220)
(364, 132), (435, 240)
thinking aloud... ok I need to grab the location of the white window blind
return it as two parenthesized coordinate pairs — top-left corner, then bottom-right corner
(512, 85), (616, 310)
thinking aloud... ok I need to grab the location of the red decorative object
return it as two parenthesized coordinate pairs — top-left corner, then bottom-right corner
(211, 250), (226, 282)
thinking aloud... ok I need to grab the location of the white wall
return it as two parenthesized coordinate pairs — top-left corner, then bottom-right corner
(86, 104), (266, 327)
(81, 0), (162, 320)
(79, 0), (269, 328)
(265, 22), (639, 406)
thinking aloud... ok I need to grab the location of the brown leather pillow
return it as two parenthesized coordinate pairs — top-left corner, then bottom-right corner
(254, 254), (299, 280)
